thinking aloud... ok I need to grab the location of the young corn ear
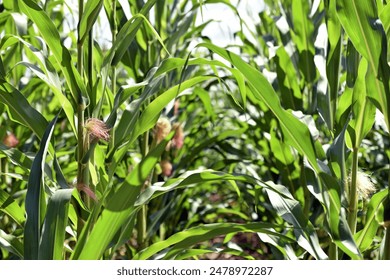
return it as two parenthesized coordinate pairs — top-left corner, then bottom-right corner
(84, 118), (110, 142)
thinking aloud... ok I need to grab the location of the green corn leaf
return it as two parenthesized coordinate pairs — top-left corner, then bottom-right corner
(346, 58), (376, 149)
(270, 125), (295, 166)
(346, 40), (360, 88)
(304, 165), (360, 259)
(192, 43), (360, 258)
(110, 81), (148, 117)
(175, 247), (257, 260)
(336, 0), (383, 70)
(0, 188), (25, 226)
(318, 0), (341, 131)
(19, 0), (87, 105)
(274, 46), (302, 110)
(110, 75), (214, 168)
(325, 0), (342, 131)
(328, 121), (349, 182)
(258, 231), (298, 260)
(109, 211), (137, 256)
(105, 76), (151, 129)
(174, 249), (217, 260)
(263, 182), (328, 260)
(0, 230), (24, 259)
(133, 222), (292, 260)
(75, 134), (174, 260)
(0, 54), (5, 77)
(0, 142), (33, 171)
(78, 0), (104, 45)
(318, 172), (360, 259)
(0, 79), (48, 139)
(176, 127), (247, 171)
(197, 42), (321, 174)
(24, 114), (59, 260)
(156, 56), (247, 107)
(103, 0), (157, 68)
(135, 169), (327, 259)
(335, 88), (353, 136)
(380, 4), (390, 61)
(194, 87), (217, 120)
(0, 142), (58, 186)
(292, 0), (316, 84)
(133, 14), (170, 55)
(38, 189), (74, 260)
(355, 189), (388, 252)
(1, 35), (77, 135)
(164, 11), (196, 51)
(337, 0), (390, 130)
(131, 80), (210, 143)
(69, 195), (103, 260)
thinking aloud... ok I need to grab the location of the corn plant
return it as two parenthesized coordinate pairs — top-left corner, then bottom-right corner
(1, 0), (390, 260)
(229, 0), (390, 259)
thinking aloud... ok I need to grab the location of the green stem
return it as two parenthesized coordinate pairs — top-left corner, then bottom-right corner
(382, 171), (390, 259)
(137, 205), (148, 249)
(382, 226), (390, 260)
(77, 0), (84, 75)
(328, 242), (338, 260)
(5, 160), (9, 186)
(137, 131), (151, 250)
(111, 0), (117, 96)
(76, 104), (84, 182)
(87, 29), (93, 97)
(347, 147), (359, 235)
(159, 223), (166, 240)
(300, 161), (310, 218)
(307, 82), (315, 113)
(76, 0), (91, 208)
(0, 158), (4, 185)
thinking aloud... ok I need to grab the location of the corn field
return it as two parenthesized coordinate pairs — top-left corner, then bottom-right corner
(1, 0), (390, 260)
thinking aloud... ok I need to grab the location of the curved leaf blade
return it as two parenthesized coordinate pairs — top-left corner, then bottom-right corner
(38, 189), (74, 260)
(19, 0), (87, 104)
(24, 114), (59, 260)
(78, 0), (104, 45)
(0, 230), (24, 259)
(103, 0), (157, 67)
(337, 0), (390, 129)
(0, 80), (48, 139)
(196, 42), (362, 258)
(75, 134), (173, 260)
(197, 42), (321, 174)
(133, 222), (291, 260)
(0, 188), (25, 226)
(135, 170), (327, 259)
(355, 189), (388, 252)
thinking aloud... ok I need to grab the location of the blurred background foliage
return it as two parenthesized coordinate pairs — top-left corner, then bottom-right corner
(1, 0), (390, 260)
